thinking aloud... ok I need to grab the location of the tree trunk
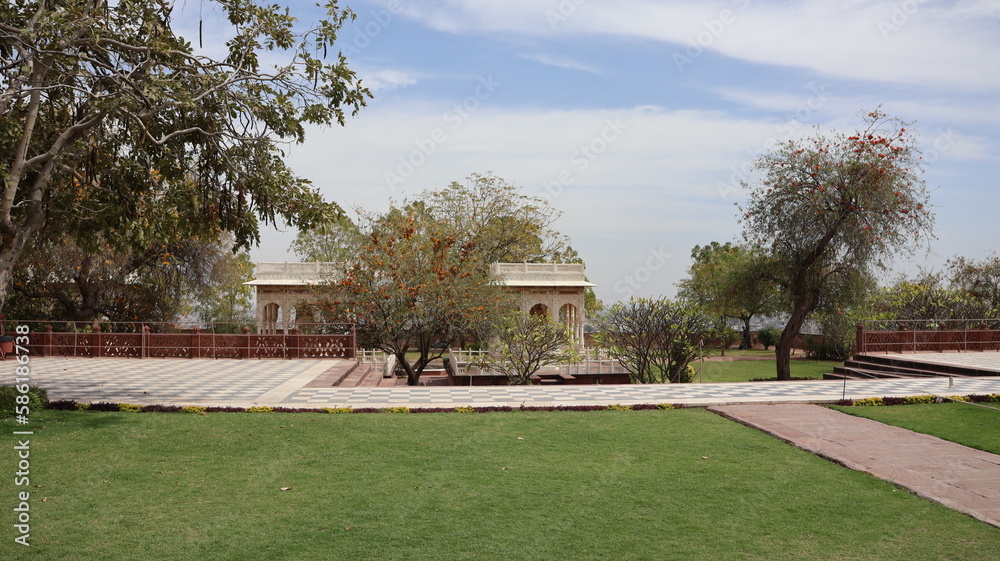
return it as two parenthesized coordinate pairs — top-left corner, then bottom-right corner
(741, 317), (753, 349)
(0, 250), (15, 314)
(719, 316), (727, 357)
(776, 302), (811, 380)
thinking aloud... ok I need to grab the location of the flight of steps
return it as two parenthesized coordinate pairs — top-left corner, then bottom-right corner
(826, 354), (1000, 381)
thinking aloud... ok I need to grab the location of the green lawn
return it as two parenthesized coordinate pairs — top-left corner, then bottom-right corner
(831, 402), (1000, 455)
(702, 348), (778, 358)
(3, 410), (997, 560)
(693, 358), (842, 383)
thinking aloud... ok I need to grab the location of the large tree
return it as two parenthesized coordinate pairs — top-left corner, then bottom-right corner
(330, 204), (513, 386)
(420, 173), (603, 315)
(0, 0), (370, 312)
(740, 110), (934, 380)
(676, 241), (778, 353)
(419, 172), (570, 264)
(290, 215), (363, 263)
(8, 231), (237, 324)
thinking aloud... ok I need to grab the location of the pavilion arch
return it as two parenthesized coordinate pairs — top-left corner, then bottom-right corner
(490, 263), (595, 346)
(245, 262), (339, 334)
(529, 303), (551, 319)
(261, 302), (283, 334)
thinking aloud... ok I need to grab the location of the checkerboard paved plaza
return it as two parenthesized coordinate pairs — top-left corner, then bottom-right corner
(16, 357), (334, 407)
(10, 356), (1000, 408)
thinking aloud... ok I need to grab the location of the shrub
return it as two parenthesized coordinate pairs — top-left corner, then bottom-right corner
(803, 334), (853, 361)
(245, 406), (274, 413)
(380, 407), (410, 414)
(142, 405), (181, 413)
(946, 396), (970, 402)
(74, 402), (92, 411)
(656, 403), (675, 410)
(321, 407), (354, 414)
(604, 404), (633, 411)
(902, 395), (936, 405)
(453, 406), (475, 413)
(89, 402), (120, 411)
(117, 403), (142, 413)
(0, 385), (49, 418)
(179, 406), (207, 414)
(756, 326), (781, 350)
(47, 399), (77, 410)
(852, 397), (884, 406)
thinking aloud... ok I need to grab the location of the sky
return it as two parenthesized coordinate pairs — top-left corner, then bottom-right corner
(174, 0), (1000, 305)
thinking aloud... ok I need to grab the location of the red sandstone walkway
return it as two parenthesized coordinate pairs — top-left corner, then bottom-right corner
(708, 403), (1000, 529)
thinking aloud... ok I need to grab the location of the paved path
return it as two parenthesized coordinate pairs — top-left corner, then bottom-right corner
(10, 357), (1000, 408)
(709, 403), (1000, 529)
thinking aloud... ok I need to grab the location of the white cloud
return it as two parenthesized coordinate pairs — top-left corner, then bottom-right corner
(378, 0), (1000, 92)
(518, 53), (602, 74)
(361, 69), (419, 93)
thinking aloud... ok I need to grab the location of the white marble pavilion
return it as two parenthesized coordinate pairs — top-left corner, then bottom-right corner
(245, 261), (595, 341)
(243, 262), (339, 334)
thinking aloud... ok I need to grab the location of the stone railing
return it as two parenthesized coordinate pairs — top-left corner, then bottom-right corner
(856, 320), (1000, 354)
(8, 320), (355, 359)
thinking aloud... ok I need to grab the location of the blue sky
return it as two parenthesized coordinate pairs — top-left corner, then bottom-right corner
(176, 0), (1000, 304)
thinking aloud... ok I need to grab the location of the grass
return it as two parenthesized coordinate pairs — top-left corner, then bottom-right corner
(3, 409), (997, 560)
(701, 348), (779, 358)
(693, 358), (842, 383)
(830, 402), (1000, 455)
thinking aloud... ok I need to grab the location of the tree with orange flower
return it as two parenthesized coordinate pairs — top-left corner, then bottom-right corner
(328, 204), (514, 386)
(740, 110), (934, 380)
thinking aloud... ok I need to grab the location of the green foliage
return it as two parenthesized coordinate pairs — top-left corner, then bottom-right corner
(117, 403), (143, 413)
(245, 406), (274, 413)
(74, 402), (91, 411)
(191, 245), (256, 329)
(179, 406), (208, 414)
(852, 397), (885, 407)
(803, 334), (853, 361)
(739, 110), (933, 380)
(380, 407), (411, 414)
(0, 385), (48, 418)
(677, 242), (779, 351)
(0, 0), (370, 311)
(326, 202), (513, 386)
(453, 406), (476, 413)
(321, 407), (354, 414)
(596, 297), (713, 383)
(656, 403), (676, 410)
(604, 404), (634, 411)
(756, 326), (781, 350)
(868, 256), (1000, 324)
(902, 395), (936, 405)
(486, 313), (575, 385)
(291, 216), (363, 263)
(419, 172), (570, 264)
